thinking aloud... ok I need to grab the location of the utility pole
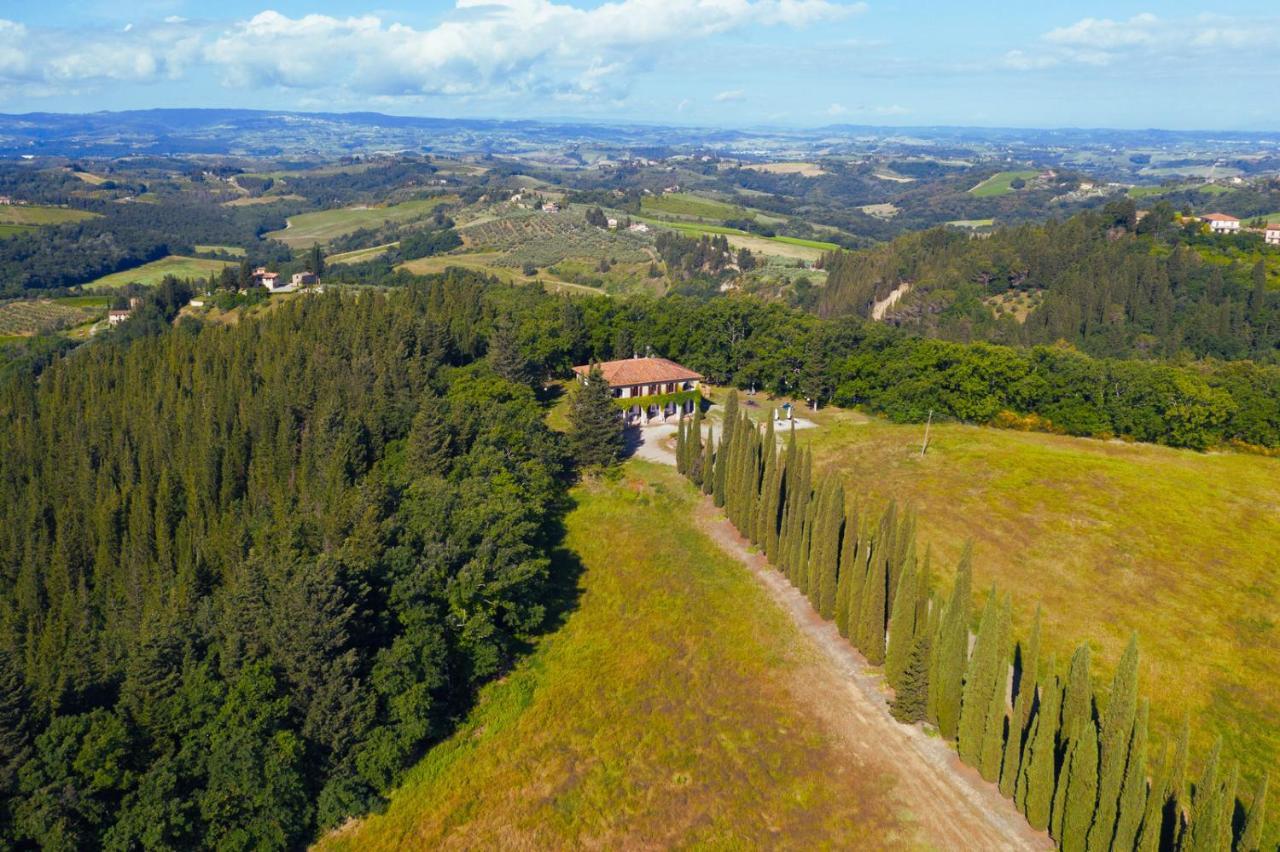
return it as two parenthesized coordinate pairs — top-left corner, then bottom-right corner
(921, 409), (933, 456)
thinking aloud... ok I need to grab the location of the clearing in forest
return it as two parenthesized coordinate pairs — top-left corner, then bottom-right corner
(319, 462), (1021, 850)
(85, 256), (236, 289)
(968, 170), (1037, 196)
(266, 197), (456, 248)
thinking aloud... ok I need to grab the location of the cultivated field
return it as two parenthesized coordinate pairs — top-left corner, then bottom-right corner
(740, 161), (827, 176)
(194, 244), (246, 256)
(223, 193), (305, 207)
(640, 218), (836, 261)
(319, 462), (932, 849)
(0, 204), (98, 226)
(266, 197), (454, 248)
(968, 170), (1038, 197)
(461, 210), (653, 267)
(85, 256), (235, 289)
(326, 243), (397, 265)
(399, 253), (605, 296)
(0, 299), (103, 336)
(794, 410), (1280, 793)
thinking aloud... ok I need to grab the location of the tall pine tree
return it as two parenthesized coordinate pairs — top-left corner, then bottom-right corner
(1089, 634), (1140, 851)
(928, 545), (971, 740)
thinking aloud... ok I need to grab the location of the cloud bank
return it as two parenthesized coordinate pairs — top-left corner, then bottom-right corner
(0, 0), (858, 104)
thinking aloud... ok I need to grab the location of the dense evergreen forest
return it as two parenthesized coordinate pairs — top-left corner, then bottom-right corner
(817, 202), (1280, 364)
(676, 404), (1271, 850)
(0, 274), (569, 848)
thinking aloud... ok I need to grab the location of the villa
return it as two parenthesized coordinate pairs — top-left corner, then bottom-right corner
(572, 356), (702, 426)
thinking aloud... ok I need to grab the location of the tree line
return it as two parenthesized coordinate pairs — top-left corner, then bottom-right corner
(676, 395), (1272, 850)
(0, 272), (572, 848)
(481, 290), (1279, 450)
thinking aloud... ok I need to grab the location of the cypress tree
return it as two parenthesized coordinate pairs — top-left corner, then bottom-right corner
(675, 417), (687, 475)
(854, 525), (888, 665)
(1059, 718), (1101, 852)
(786, 450), (812, 587)
(835, 503), (862, 637)
(689, 405), (704, 484)
(1060, 643), (1094, 752)
(1089, 634), (1140, 851)
(958, 589), (999, 766)
(1019, 670), (1061, 831)
(1001, 607), (1041, 799)
(712, 415), (731, 507)
(816, 480), (843, 620)
(700, 428), (715, 495)
(761, 442), (783, 562)
(1239, 772), (1268, 852)
(1112, 698), (1150, 852)
(1187, 738), (1222, 852)
(890, 627), (932, 724)
(1136, 743), (1171, 852)
(929, 545), (971, 740)
(977, 597), (1012, 784)
(884, 545), (920, 692)
(567, 365), (624, 469)
(753, 419), (776, 545)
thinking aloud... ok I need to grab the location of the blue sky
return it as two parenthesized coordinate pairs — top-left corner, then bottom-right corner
(2, 1), (1278, 129)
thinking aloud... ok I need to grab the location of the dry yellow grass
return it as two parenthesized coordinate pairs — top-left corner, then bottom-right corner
(317, 462), (924, 850)
(794, 409), (1280, 794)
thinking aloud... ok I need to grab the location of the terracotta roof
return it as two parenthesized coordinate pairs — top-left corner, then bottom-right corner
(1202, 213), (1239, 222)
(1266, 223), (1280, 230)
(572, 357), (703, 387)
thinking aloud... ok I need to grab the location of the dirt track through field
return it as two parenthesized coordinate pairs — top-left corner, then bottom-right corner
(692, 500), (1053, 851)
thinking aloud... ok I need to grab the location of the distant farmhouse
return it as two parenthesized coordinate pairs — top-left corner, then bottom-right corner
(1266, 224), (1280, 246)
(1203, 213), (1240, 234)
(573, 356), (702, 426)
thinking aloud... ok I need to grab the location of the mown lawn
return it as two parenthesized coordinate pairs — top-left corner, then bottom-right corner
(267, 196), (455, 248)
(797, 410), (1280, 793)
(318, 462), (922, 850)
(85, 256), (236, 289)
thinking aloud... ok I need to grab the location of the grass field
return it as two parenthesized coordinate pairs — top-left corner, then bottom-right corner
(968, 170), (1038, 197)
(85, 256), (235, 290)
(0, 224), (34, 238)
(0, 204), (98, 226)
(638, 218), (834, 261)
(318, 462), (922, 849)
(640, 192), (744, 220)
(791, 409), (1280, 793)
(1128, 183), (1233, 199)
(194, 244), (245, 256)
(223, 194), (305, 207)
(947, 218), (996, 229)
(266, 197), (454, 248)
(326, 243), (398, 265)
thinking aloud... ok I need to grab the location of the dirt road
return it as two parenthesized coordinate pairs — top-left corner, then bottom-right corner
(693, 500), (1054, 851)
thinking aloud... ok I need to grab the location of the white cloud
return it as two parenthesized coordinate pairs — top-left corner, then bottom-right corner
(1011, 12), (1280, 70)
(0, 0), (856, 104)
(825, 102), (846, 116)
(714, 89), (744, 102)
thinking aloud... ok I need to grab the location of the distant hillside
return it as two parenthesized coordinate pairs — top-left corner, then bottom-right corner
(817, 201), (1280, 363)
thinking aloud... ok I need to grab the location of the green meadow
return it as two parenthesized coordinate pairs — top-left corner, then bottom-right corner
(968, 170), (1038, 197)
(85, 256), (236, 290)
(266, 196), (456, 248)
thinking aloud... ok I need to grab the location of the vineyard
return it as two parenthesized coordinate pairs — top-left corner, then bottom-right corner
(0, 299), (103, 336)
(460, 210), (653, 268)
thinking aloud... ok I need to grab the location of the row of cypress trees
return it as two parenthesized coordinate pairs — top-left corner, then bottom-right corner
(675, 393), (1272, 851)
